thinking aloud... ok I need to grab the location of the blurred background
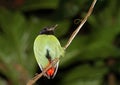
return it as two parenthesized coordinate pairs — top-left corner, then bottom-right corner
(0, 0), (120, 85)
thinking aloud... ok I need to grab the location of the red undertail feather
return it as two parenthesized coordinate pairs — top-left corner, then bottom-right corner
(43, 61), (59, 79)
(46, 67), (55, 76)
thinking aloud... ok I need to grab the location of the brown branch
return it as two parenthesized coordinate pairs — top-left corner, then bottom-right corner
(27, 58), (59, 85)
(64, 0), (97, 49)
(26, 0), (97, 85)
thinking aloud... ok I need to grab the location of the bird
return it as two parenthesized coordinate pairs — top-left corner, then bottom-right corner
(33, 25), (65, 79)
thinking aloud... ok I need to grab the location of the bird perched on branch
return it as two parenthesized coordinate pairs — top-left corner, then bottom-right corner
(33, 25), (64, 79)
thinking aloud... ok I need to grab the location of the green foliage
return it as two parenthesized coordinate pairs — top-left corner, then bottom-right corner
(61, 64), (107, 85)
(0, 0), (120, 85)
(21, 0), (59, 10)
(0, 9), (36, 85)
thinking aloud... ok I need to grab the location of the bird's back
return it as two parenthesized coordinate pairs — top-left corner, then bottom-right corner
(34, 35), (64, 68)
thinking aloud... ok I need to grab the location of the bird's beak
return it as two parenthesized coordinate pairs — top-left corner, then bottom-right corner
(50, 24), (58, 31)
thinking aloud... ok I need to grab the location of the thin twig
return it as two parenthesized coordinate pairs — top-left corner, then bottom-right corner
(26, 0), (97, 85)
(64, 0), (97, 49)
(26, 58), (59, 85)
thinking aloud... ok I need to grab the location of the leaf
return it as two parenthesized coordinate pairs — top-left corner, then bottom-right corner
(21, 0), (59, 11)
(61, 65), (107, 85)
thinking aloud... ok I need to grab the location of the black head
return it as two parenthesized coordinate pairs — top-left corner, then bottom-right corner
(40, 24), (58, 35)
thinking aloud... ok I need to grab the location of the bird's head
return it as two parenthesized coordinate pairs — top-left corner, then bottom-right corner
(40, 24), (58, 35)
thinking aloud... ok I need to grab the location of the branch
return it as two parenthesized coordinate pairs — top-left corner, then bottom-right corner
(27, 58), (59, 85)
(64, 0), (97, 49)
(26, 0), (97, 85)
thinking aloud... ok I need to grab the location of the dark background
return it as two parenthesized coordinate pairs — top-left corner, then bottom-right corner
(0, 0), (120, 85)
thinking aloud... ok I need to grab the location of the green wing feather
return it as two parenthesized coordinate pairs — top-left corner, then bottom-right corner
(34, 35), (64, 69)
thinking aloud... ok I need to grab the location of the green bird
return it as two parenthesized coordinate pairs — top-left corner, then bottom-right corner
(33, 25), (65, 79)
